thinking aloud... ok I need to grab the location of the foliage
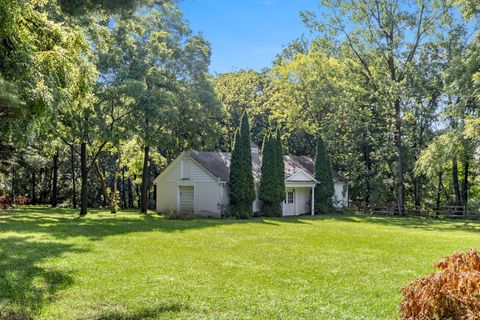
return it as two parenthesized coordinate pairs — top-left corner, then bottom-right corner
(213, 70), (272, 149)
(302, 0), (459, 213)
(93, 4), (217, 213)
(259, 132), (284, 216)
(314, 136), (334, 213)
(1, 0), (480, 217)
(0, 0), (97, 169)
(229, 112), (256, 218)
(0, 195), (29, 208)
(273, 131), (286, 212)
(400, 249), (480, 319)
(456, 0), (480, 18)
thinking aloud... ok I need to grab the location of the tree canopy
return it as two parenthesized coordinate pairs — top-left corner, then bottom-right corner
(1, 0), (479, 218)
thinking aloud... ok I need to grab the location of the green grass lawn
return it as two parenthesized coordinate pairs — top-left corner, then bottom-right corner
(1, 207), (480, 319)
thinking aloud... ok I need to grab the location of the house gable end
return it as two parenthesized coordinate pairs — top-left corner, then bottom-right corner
(286, 169), (318, 183)
(154, 153), (219, 184)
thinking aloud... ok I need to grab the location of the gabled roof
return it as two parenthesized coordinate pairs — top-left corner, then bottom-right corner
(185, 151), (349, 184)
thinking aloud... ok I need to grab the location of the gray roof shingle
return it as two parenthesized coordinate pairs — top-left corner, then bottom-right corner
(185, 151), (349, 183)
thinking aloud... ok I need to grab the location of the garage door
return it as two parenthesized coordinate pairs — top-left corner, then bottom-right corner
(179, 186), (194, 214)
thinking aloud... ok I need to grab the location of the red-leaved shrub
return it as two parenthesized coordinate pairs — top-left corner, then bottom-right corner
(0, 195), (29, 208)
(15, 196), (29, 205)
(0, 195), (12, 208)
(400, 249), (480, 320)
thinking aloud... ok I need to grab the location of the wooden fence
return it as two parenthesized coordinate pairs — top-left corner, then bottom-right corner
(351, 203), (480, 220)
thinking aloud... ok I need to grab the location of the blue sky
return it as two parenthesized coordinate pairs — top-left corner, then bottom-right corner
(179, 0), (319, 74)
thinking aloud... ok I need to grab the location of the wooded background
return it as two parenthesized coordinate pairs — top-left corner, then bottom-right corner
(0, 0), (479, 216)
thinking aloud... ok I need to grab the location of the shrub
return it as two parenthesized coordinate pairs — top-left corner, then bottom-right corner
(162, 210), (195, 220)
(0, 196), (29, 208)
(15, 196), (29, 205)
(0, 195), (11, 208)
(400, 249), (480, 319)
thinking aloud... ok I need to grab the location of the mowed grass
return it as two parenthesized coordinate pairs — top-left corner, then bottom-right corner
(1, 207), (480, 319)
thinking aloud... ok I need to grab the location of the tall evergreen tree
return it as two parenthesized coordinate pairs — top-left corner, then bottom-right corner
(314, 136), (334, 213)
(229, 128), (243, 215)
(259, 131), (285, 217)
(259, 133), (276, 215)
(229, 112), (255, 218)
(273, 130), (285, 207)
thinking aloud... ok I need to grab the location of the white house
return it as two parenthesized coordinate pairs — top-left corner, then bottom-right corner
(154, 145), (349, 218)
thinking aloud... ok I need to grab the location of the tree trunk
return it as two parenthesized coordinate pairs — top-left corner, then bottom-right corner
(121, 167), (127, 209)
(435, 172), (443, 212)
(109, 152), (121, 214)
(362, 136), (372, 208)
(414, 175), (420, 214)
(128, 177), (133, 209)
(71, 146), (77, 209)
(38, 167), (44, 203)
(394, 98), (405, 215)
(135, 181), (140, 209)
(11, 166), (16, 201)
(80, 142), (88, 216)
(31, 171), (36, 205)
(452, 156), (461, 208)
(462, 159), (469, 209)
(51, 150), (59, 207)
(46, 164), (53, 203)
(94, 160), (110, 209)
(414, 112), (424, 215)
(140, 146), (150, 213)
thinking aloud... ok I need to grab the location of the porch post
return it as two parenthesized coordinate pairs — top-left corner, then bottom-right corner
(311, 186), (315, 216)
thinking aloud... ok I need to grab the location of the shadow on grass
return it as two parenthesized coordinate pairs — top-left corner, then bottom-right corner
(0, 207), (313, 242)
(317, 213), (480, 234)
(92, 302), (188, 320)
(0, 207), (478, 319)
(1, 207), (478, 244)
(0, 236), (85, 320)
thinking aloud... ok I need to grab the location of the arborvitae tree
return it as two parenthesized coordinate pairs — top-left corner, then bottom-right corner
(314, 136), (334, 213)
(273, 131), (285, 216)
(229, 112), (255, 218)
(259, 131), (285, 217)
(259, 133), (276, 215)
(240, 111), (256, 215)
(229, 128), (243, 216)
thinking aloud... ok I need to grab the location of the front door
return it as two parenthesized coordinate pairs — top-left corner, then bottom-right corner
(283, 188), (295, 216)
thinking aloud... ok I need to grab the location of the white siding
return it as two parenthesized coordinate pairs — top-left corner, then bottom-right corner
(295, 187), (311, 214)
(155, 153), (347, 218)
(287, 171), (313, 182)
(194, 181), (225, 218)
(156, 181), (177, 213)
(282, 187), (311, 216)
(157, 154), (217, 183)
(333, 182), (348, 208)
(155, 153), (228, 217)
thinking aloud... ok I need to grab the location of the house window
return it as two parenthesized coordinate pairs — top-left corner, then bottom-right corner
(181, 159), (190, 179)
(287, 191), (294, 204)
